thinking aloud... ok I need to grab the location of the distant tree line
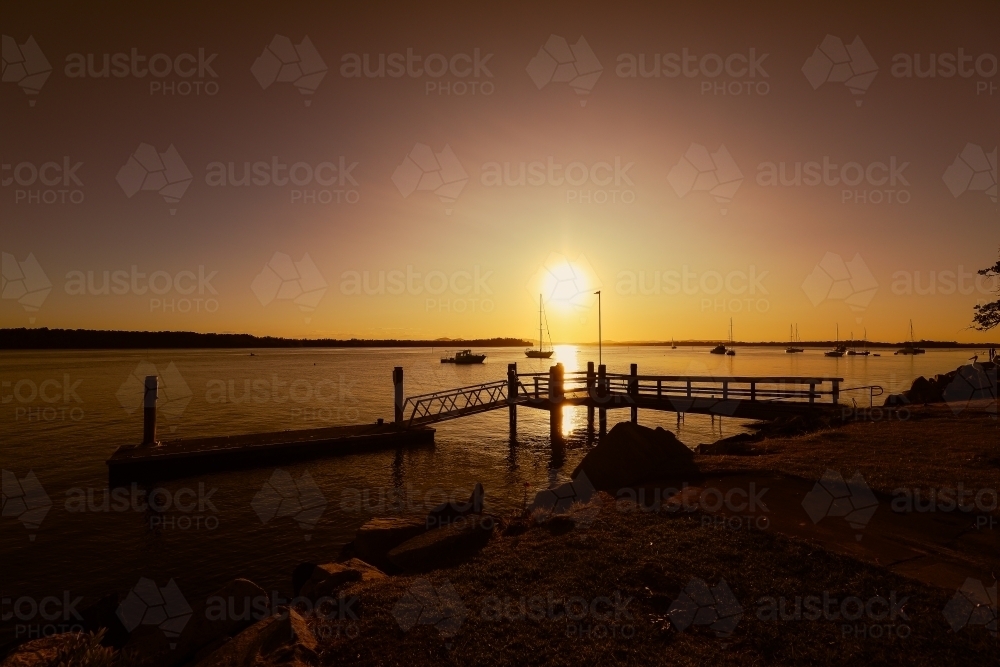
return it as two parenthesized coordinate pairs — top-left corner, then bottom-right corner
(0, 328), (533, 350)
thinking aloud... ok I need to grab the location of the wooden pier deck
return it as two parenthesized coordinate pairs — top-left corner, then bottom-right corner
(107, 422), (434, 485)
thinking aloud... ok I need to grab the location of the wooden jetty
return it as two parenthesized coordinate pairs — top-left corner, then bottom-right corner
(108, 363), (877, 484)
(106, 376), (433, 485)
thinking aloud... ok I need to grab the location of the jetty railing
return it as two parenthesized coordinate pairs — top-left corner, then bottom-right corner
(403, 379), (510, 426)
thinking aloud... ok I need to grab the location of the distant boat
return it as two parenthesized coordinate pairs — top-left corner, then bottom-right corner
(825, 324), (846, 357)
(726, 319), (736, 356)
(671, 337), (677, 349)
(442, 349), (486, 364)
(710, 343), (727, 354)
(524, 295), (554, 359)
(785, 324), (803, 353)
(848, 328), (870, 356)
(895, 320), (926, 355)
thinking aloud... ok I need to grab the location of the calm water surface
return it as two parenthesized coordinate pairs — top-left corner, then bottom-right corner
(1, 345), (983, 629)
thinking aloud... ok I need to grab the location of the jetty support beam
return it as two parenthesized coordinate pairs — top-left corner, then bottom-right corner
(629, 363), (638, 424)
(507, 363), (517, 433)
(597, 364), (607, 435)
(393, 367), (404, 425)
(143, 375), (158, 446)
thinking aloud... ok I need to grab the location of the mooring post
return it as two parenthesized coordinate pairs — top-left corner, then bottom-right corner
(809, 382), (816, 404)
(549, 363), (564, 440)
(507, 362), (518, 432)
(629, 363), (638, 424)
(832, 379), (840, 404)
(597, 364), (607, 435)
(586, 361), (595, 429)
(142, 375), (158, 445)
(393, 366), (404, 425)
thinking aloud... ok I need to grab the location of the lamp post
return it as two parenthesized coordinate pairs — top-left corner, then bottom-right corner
(594, 290), (601, 366)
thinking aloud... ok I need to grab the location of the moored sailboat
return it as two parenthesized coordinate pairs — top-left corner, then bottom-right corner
(525, 295), (554, 359)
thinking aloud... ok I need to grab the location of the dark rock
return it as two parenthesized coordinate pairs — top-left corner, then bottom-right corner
(298, 558), (386, 600)
(78, 592), (130, 648)
(192, 608), (316, 667)
(572, 422), (700, 492)
(387, 515), (495, 572)
(426, 482), (484, 529)
(354, 516), (428, 569)
(292, 563), (317, 597)
(696, 433), (760, 455)
(167, 578), (268, 667)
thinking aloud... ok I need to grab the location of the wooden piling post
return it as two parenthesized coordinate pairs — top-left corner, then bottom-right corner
(750, 382), (756, 401)
(393, 367), (404, 425)
(598, 364), (607, 435)
(809, 382), (816, 404)
(629, 363), (638, 424)
(586, 361), (595, 430)
(549, 363), (564, 438)
(507, 363), (518, 432)
(723, 381), (729, 401)
(142, 375), (157, 446)
(832, 379), (840, 404)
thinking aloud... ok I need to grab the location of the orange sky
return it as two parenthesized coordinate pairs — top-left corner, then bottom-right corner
(2, 1), (997, 343)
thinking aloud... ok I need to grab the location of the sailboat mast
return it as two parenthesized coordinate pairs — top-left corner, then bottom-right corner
(538, 294), (543, 352)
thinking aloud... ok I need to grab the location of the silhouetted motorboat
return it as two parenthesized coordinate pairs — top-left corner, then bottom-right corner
(710, 344), (727, 354)
(441, 350), (486, 364)
(525, 294), (554, 359)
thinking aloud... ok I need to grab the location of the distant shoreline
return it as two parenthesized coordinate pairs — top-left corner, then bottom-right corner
(1, 328), (997, 350)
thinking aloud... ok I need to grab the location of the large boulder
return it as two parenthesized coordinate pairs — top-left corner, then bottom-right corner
(193, 608), (316, 667)
(572, 422), (700, 492)
(298, 558), (386, 600)
(168, 578), (268, 665)
(387, 516), (495, 573)
(354, 516), (428, 568)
